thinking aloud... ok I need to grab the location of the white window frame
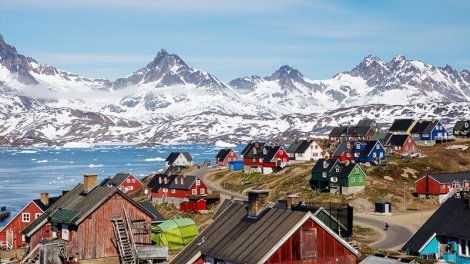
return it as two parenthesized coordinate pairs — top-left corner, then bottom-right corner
(22, 213), (30, 223)
(358, 177), (363, 183)
(126, 179), (131, 183)
(171, 189), (175, 193)
(35, 213), (42, 219)
(200, 189), (205, 195)
(460, 239), (470, 257)
(351, 177), (355, 183)
(62, 224), (70, 241)
(196, 180), (201, 186)
(163, 188), (168, 193)
(192, 189), (197, 195)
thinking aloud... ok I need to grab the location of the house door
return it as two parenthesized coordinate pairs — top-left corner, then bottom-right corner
(6, 229), (14, 247)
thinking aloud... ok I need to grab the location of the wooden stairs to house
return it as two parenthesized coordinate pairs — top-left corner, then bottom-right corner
(112, 218), (137, 264)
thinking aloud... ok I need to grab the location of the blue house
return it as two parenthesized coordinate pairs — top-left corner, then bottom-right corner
(228, 161), (244, 171)
(351, 140), (386, 163)
(410, 119), (450, 145)
(403, 197), (470, 263)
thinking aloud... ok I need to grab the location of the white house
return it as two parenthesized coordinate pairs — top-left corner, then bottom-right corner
(165, 152), (193, 167)
(286, 139), (324, 162)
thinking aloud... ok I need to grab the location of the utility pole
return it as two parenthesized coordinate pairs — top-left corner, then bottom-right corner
(403, 182), (406, 214)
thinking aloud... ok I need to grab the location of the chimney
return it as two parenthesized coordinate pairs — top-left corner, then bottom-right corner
(40, 192), (49, 206)
(286, 194), (299, 209)
(247, 190), (269, 218)
(83, 174), (98, 193)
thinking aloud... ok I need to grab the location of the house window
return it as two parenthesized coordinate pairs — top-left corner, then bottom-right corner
(35, 213), (42, 219)
(192, 189), (196, 195)
(128, 186), (133, 191)
(127, 179), (131, 183)
(358, 177), (363, 182)
(175, 178), (178, 184)
(379, 152), (383, 158)
(300, 228), (317, 259)
(196, 180), (201, 186)
(253, 158), (255, 162)
(346, 153), (351, 157)
(280, 149), (284, 154)
(322, 172), (327, 178)
(351, 178), (356, 183)
(356, 144), (360, 150)
(200, 189), (205, 195)
(412, 145), (415, 150)
(22, 213), (30, 222)
(283, 158), (287, 163)
(405, 146), (409, 151)
(163, 188), (168, 193)
(336, 168), (340, 172)
(171, 189), (175, 193)
(228, 158), (231, 162)
(376, 145), (380, 150)
(354, 168), (359, 173)
(460, 239), (470, 257)
(62, 224), (70, 241)
(132, 178), (136, 183)
(373, 152), (377, 158)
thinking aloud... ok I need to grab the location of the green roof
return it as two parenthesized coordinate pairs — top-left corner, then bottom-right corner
(49, 208), (80, 224)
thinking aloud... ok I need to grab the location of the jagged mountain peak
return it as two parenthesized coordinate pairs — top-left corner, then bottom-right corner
(146, 48), (187, 70)
(266, 65), (304, 81)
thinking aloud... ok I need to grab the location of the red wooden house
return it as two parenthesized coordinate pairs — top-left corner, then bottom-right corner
(261, 146), (290, 174)
(384, 134), (419, 156)
(100, 172), (143, 194)
(416, 171), (470, 199)
(171, 190), (360, 263)
(0, 193), (61, 249)
(242, 142), (289, 174)
(22, 174), (155, 260)
(147, 174), (208, 208)
(215, 148), (238, 166)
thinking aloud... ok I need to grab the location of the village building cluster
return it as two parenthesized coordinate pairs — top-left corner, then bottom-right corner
(0, 117), (469, 264)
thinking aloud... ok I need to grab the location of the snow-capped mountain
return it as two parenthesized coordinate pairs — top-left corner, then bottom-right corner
(0, 34), (469, 146)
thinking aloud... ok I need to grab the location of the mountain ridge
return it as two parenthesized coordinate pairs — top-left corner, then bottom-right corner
(0, 34), (469, 146)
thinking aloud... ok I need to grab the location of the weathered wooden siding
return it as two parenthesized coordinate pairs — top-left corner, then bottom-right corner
(64, 193), (151, 260)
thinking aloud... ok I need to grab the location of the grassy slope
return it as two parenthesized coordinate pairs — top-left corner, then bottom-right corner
(213, 138), (470, 212)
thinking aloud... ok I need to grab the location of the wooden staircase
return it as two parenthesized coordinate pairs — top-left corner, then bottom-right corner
(112, 215), (137, 264)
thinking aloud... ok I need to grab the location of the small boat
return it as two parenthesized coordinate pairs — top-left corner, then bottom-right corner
(0, 205), (11, 220)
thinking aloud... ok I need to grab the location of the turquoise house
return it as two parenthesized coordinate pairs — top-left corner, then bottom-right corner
(403, 197), (470, 263)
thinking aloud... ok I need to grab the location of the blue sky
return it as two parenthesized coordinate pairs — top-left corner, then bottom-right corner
(1, 0), (469, 81)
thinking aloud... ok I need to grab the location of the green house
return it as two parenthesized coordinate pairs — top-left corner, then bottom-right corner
(310, 159), (366, 195)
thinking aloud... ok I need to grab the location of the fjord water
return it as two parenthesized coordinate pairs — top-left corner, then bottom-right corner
(0, 144), (243, 226)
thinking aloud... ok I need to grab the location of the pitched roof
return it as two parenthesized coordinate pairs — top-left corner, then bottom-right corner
(453, 120), (470, 131)
(139, 201), (165, 222)
(287, 139), (315, 154)
(427, 171), (470, 184)
(388, 135), (410, 147)
(100, 173), (134, 187)
(358, 140), (380, 158)
(32, 195), (62, 212)
(147, 174), (197, 192)
(172, 202), (359, 263)
(410, 120), (439, 134)
(243, 143), (266, 159)
(331, 163), (358, 179)
(168, 175), (197, 190)
(241, 142), (265, 156)
(165, 152), (192, 164)
(312, 158), (338, 173)
(357, 119), (376, 128)
(346, 126), (372, 137)
(332, 140), (352, 157)
(403, 197), (470, 255)
(329, 126), (348, 137)
(215, 149), (233, 161)
(262, 146), (282, 162)
(22, 184), (154, 236)
(389, 119), (415, 132)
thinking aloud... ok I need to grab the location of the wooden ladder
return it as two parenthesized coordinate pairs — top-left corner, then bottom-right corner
(112, 217), (137, 264)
